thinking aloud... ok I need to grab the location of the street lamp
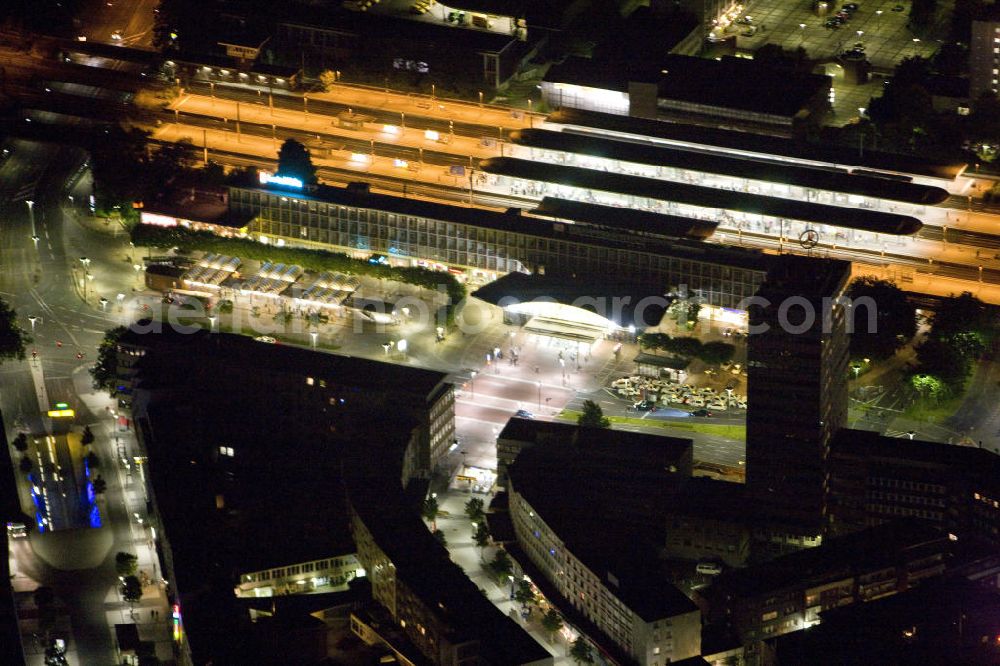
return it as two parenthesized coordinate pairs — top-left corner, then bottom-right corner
(310, 329), (318, 348)
(537, 381), (541, 410)
(133, 263), (143, 287)
(27, 315), (39, 331)
(470, 370), (477, 397)
(798, 23), (806, 47)
(208, 314), (217, 332)
(25, 200), (36, 242)
(86, 273), (94, 302)
(99, 297), (109, 311)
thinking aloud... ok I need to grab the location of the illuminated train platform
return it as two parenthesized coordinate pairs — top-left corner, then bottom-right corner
(545, 108), (968, 187)
(509, 128), (951, 208)
(528, 197), (718, 241)
(478, 157), (924, 237)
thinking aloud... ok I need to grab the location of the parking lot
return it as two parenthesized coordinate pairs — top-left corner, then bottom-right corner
(719, 0), (955, 124)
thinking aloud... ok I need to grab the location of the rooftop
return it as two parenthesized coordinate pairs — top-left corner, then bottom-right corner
(343, 435), (551, 663)
(478, 157), (923, 235)
(548, 108), (967, 181)
(121, 328), (450, 400)
(657, 55), (831, 118)
(471, 271), (669, 329)
(506, 426), (698, 621)
(234, 180), (772, 273)
(708, 519), (948, 600)
(756, 254), (852, 300)
(831, 428), (1000, 481)
(512, 129), (950, 206)
(544, 54), (830, 118)
(528, 196), (718, 241)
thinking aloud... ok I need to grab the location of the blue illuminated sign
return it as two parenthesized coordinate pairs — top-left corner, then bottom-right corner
(259, 172), (304, 189)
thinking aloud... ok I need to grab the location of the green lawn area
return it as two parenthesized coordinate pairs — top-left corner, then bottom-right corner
(556, 410), (745, 441)
(903, 376), (971, 424)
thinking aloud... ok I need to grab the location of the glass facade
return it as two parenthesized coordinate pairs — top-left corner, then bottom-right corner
(229, 186), (768, 310)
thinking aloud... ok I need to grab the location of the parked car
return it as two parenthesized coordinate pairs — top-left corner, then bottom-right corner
(633, 400), (656, 412)
(691, 408), (713, 417)
(515, 409), (534, 419)
(730, 363), (743, 375)
(253, 336), (277, 344)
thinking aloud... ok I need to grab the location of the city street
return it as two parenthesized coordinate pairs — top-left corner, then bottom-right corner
(1, 140), (173, 664)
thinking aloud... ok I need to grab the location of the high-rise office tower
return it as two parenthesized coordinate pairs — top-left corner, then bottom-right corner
(746, 255), (851, 546)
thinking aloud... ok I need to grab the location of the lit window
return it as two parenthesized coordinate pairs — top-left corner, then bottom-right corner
(306, 377), (314, 386)
(219, 446), (235, 457)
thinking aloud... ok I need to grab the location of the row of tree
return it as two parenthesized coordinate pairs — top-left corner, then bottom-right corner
(130, 223), (467, 323)
(638, 333), (735, 366)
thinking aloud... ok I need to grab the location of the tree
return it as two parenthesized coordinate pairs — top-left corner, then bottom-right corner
(541, 608), (563, 642)
(578, 400), (610, 428)
(473, 521), (491, 559)
(489, 549), (513, 580)
(845, 277), (917, 359)
(81, 426), (94, 446)
(91, 326), (127, 393)
(570, 637), (594, 664)
(217, 299), (234, 314)
(465, 497), (485, 522)
(916, 336), (970, 386)
(147, 139), (196, 189)
(19, 457), (32, 473)
(319, 70), (338, 92)
(661, 336), (703, 358)
(698, 341), (735, 366)
(911, 373), (949, 402)
(909, 0), (937, 29)
(638, 332), (670, 354)
(276, 139), (318, 185)
(92, 476), (107, 494)
(0, 298), (31, 363)
(12, 432), (28, 453)
(115, 552), (139, 577)
(34, 586), (56, 641)
(421, 496), (439, 530)
(121, 575), (143, 611)
(514, 579), (535, 609)
(432, 529), (447, 547)
(932, 292), (989, 339)
(85, 452), (100, 470)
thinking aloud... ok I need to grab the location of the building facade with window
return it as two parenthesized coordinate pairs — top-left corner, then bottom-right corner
(970, 19), (1000, 100)
(227, 183), (770, 309)
(826, 428), (1000, 542)
(235, 551), (362, 597)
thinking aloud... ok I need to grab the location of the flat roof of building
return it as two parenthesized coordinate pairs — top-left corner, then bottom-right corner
(479, 157), (923, 235)
(506, 429), (697, 621)
(708, 519), (947, 599)
(279, 3), (519, 53)
(831, 428), (1000, 480)
(757, 254), (852, 300)
(122, 328), (450, 400)
(544, 55), (830, 118)
(512, 129), (950, 206)
(140, 398), (358, 588)
(657, 55), (831, 118)
(549, 108), (967, 181)
(343, 437), (551, 663)
(529, 196), (718, 240)
(236, 181), (772, 273)
(471, 272), (669, 329)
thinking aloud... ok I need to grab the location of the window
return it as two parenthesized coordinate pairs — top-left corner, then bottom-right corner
(219, 446), (235, 457)
(306, 377), (314, 386)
